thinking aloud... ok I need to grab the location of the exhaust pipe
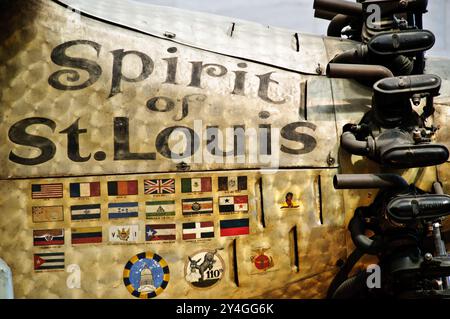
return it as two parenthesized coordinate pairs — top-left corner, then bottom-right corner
(314, 9), (338, 20)
(340, 131), (371, 157)
(327, 63), (394, 83)
(333, 174), (408, 190)
(313, 0), (363, 17)
(327, 14), (353, 37)
(434, 182), (444, 195)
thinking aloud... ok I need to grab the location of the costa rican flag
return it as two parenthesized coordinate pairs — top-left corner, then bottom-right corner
(144, 179), (175, 194)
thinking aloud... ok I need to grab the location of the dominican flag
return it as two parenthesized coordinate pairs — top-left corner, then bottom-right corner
(182, 221), (214, 240)
(34, 252), (65, 271)
(144, 179), (175, 194)
(181, 178), (212, 193)
(70, 182), (100, 197)
(220, 218), (249, 237)
(70, 204), (101, 221)
(108, 202), (139, 219)
(33, 229), (65, 246)
(218, 176), (247, 191)
(107, 180), (138, 196)
(219, 195), (249, 213)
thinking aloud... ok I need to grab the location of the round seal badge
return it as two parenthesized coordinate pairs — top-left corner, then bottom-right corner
(185, 249), (224, 288)
(123, 252), (170, 299)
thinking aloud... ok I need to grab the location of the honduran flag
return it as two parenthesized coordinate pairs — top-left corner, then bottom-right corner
(70, 182), (100, 198)
(181, 178), (212, 193)
(107, 180), (138, 196)
(220, 218), (250, 237)
(108, 202), (139, 219)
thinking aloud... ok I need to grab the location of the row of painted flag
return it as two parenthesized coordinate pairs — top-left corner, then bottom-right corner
(32, 195), (249, 223)
(33, 218), (249, 271)
(32, 218), (250, 247)
(31, 176), (248, 199)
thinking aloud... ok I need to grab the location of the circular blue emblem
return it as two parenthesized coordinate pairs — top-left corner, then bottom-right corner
(123, 252), (170, 299)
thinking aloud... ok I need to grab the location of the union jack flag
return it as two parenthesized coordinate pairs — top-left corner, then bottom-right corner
(144, 179), (175, 194)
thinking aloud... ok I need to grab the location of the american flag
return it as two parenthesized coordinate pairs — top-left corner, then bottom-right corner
(144, 179), (175, 194)
(32, 183), (63, 199)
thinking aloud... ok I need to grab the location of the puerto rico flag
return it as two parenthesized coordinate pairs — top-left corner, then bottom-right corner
(144, 179), (175, 194)
(145, 224), (176, 241)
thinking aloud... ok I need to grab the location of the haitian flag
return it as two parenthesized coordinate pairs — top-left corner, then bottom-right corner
(220, 218), (250, 237)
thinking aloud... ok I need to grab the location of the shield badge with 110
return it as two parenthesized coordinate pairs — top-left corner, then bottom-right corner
(123, 252), (170, 298)
(185, 249), (225, 288)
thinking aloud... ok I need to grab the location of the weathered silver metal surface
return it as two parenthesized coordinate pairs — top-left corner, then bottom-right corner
(0, 0), (338, 179)
(57, 0), (329, 75)
(0, 169), (345, 298)
(1, 0), (447, 300)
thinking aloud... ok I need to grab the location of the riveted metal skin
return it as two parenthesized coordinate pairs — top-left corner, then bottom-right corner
(0, 0), (448, 299)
